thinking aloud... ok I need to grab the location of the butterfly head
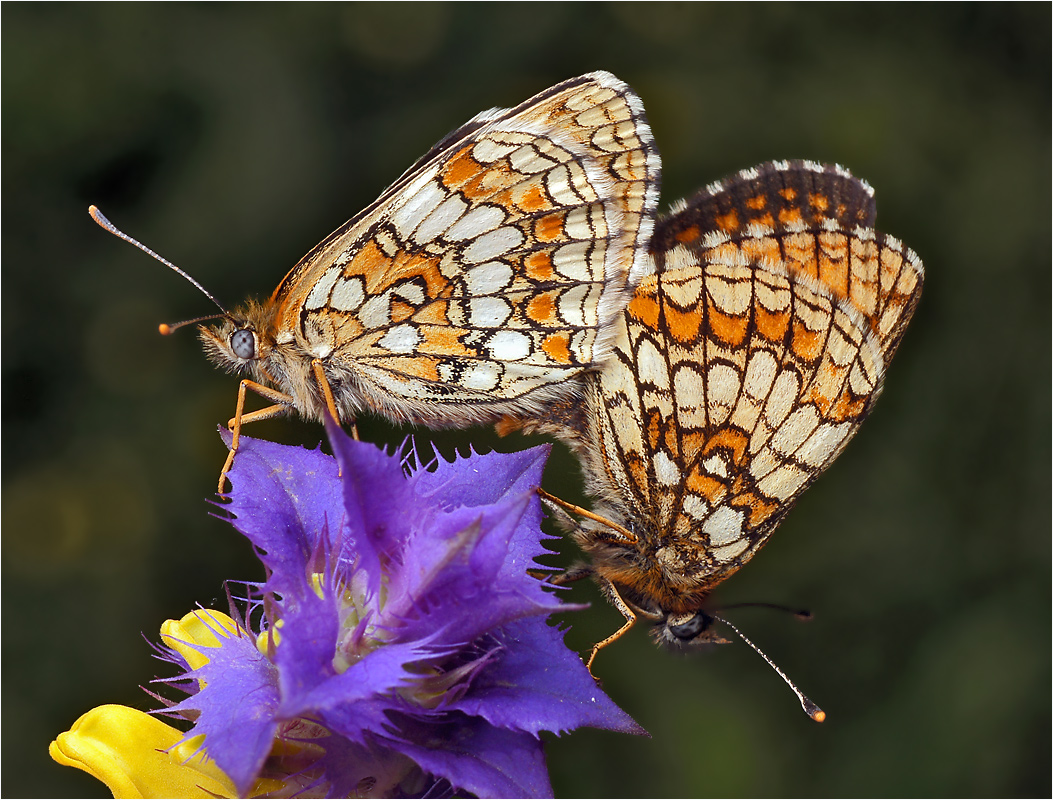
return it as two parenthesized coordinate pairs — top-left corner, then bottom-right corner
(653, 610), (730, 649)
(609, 578), (729, 650)
(197, 300), (274, 377)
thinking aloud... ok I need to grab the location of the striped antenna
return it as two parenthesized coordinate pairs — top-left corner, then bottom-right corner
(88, 205), (232, 324)
(714, 614), (826, 722)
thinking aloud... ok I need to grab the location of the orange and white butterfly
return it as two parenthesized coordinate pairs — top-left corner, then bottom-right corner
(526, 161), (923, 705)
(93, 72), (660, 489)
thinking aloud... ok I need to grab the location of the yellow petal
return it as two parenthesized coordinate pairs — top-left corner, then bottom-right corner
(160, 610), (240, 672)
(48, 705), (236, 799)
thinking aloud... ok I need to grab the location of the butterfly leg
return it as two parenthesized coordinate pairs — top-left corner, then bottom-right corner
(220, 379), (295, 493)
(536, 489), (638, 544)
(527, 563), (593, 584)
(586, 580), (643, 675)
(311, 359), (358, 441)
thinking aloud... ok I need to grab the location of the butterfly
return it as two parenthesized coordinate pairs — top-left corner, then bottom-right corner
(521, 161), (923, 708)
(93, 72), (661, 490)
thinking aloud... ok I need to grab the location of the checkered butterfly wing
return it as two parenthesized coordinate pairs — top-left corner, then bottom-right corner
(658, 160), (919, 360)
(262, 71), (660, 426)
(578, 163), (923, 599)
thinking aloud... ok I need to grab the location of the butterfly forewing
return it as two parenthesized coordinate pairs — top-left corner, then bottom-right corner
(656, 161), (921, 360)
(651, 160), (877, 252)
(262, 71), (660, 425)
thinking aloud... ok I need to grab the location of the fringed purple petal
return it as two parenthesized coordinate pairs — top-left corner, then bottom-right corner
(445, 616), (647, 737)
(388, 711), (553, 799)
(413, 445), (557, 573)
(384, 498), (567, 648)
(164, 618), (280, 795)
(182, 429), (640, 797)
(220, 430), (341, 594)
(270, 567), (340, 716)
(412, 444), (548, 509)
(293, 639), (444, 740)
(325, 419), (421, 601)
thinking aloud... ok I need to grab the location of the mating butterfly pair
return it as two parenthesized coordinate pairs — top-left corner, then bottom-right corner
(93, 72), (923, 717)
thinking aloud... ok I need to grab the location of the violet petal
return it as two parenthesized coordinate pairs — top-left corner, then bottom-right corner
(164, 620), (280, 795)
(388, 711), (553, 799)
(220, 430), (341, 594)
(446, 616), (647, 737)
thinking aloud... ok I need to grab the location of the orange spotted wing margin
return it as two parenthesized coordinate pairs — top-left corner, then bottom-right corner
(650, 159), (877, 255)
(654, 161), (921, 363)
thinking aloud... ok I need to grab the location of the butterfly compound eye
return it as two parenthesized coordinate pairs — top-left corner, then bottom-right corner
(230, 329), (256, 359)
(666, 612), (710, 641)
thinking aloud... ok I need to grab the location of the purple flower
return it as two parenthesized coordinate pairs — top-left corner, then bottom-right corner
(157, 421), (643, 798)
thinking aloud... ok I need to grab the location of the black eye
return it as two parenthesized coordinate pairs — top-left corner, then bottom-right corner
(230, 329), (256, 359)
(667, 613), (711, 641)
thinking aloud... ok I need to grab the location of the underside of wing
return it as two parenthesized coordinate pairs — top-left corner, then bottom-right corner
(271, 72), (661, 421)
(588, 253), (895, 591)
(652, 160), (877, 254)
(655, 160), (924, 362)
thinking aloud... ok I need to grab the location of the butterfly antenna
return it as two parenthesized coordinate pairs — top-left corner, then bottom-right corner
(88, 205), (232, 326)
(715, 601), (813, 622)
(157, 314), (228, 335)
(713, 613), (826, 722)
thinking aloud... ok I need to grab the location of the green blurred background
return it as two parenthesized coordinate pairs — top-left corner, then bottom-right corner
(4, 3), (1049, 797)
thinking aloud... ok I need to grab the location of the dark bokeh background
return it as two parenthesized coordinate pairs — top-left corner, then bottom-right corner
(4, 4), (1050, 797)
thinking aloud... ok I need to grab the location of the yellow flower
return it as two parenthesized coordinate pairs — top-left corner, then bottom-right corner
(160, 609), (242, 673)
(49, 704), (237, 799)
(50, 611), (281, 798)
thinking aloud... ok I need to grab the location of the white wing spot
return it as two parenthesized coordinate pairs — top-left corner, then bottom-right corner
(446, 204), (506, 241)
(358, 294), (391, 329)
(305, 267), (342, 311)
(683, 493), (710, 521)
(757, 463), (811, 500)
(462, 226), (525, 264)
(765, 371), (800, 427)
(703, 454), (728, 478)
(653, 450), (680, 485)
(393, 282), (426, 306)
(702, 506), (745, 546)
(712, 539), (750, 563)
(461, 361), (501, 390)
(465, 262), (514, 294)
(413, 193), (468, 244)
(379, 325), (422, 355)
(469, 296), (513, 327)
(552, 241), (593, 281)
(509, 145), (558, 174)
(391, 177), (445, 238)
(330, 277), (366, 312)
(472, 138), (520, 164)
(486, 330), (531, 360)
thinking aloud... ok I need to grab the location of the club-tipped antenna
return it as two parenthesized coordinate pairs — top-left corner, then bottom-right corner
(157, 314), (228, 336)
(88, 205), (231, 321)
(714, 613), (826, 722)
